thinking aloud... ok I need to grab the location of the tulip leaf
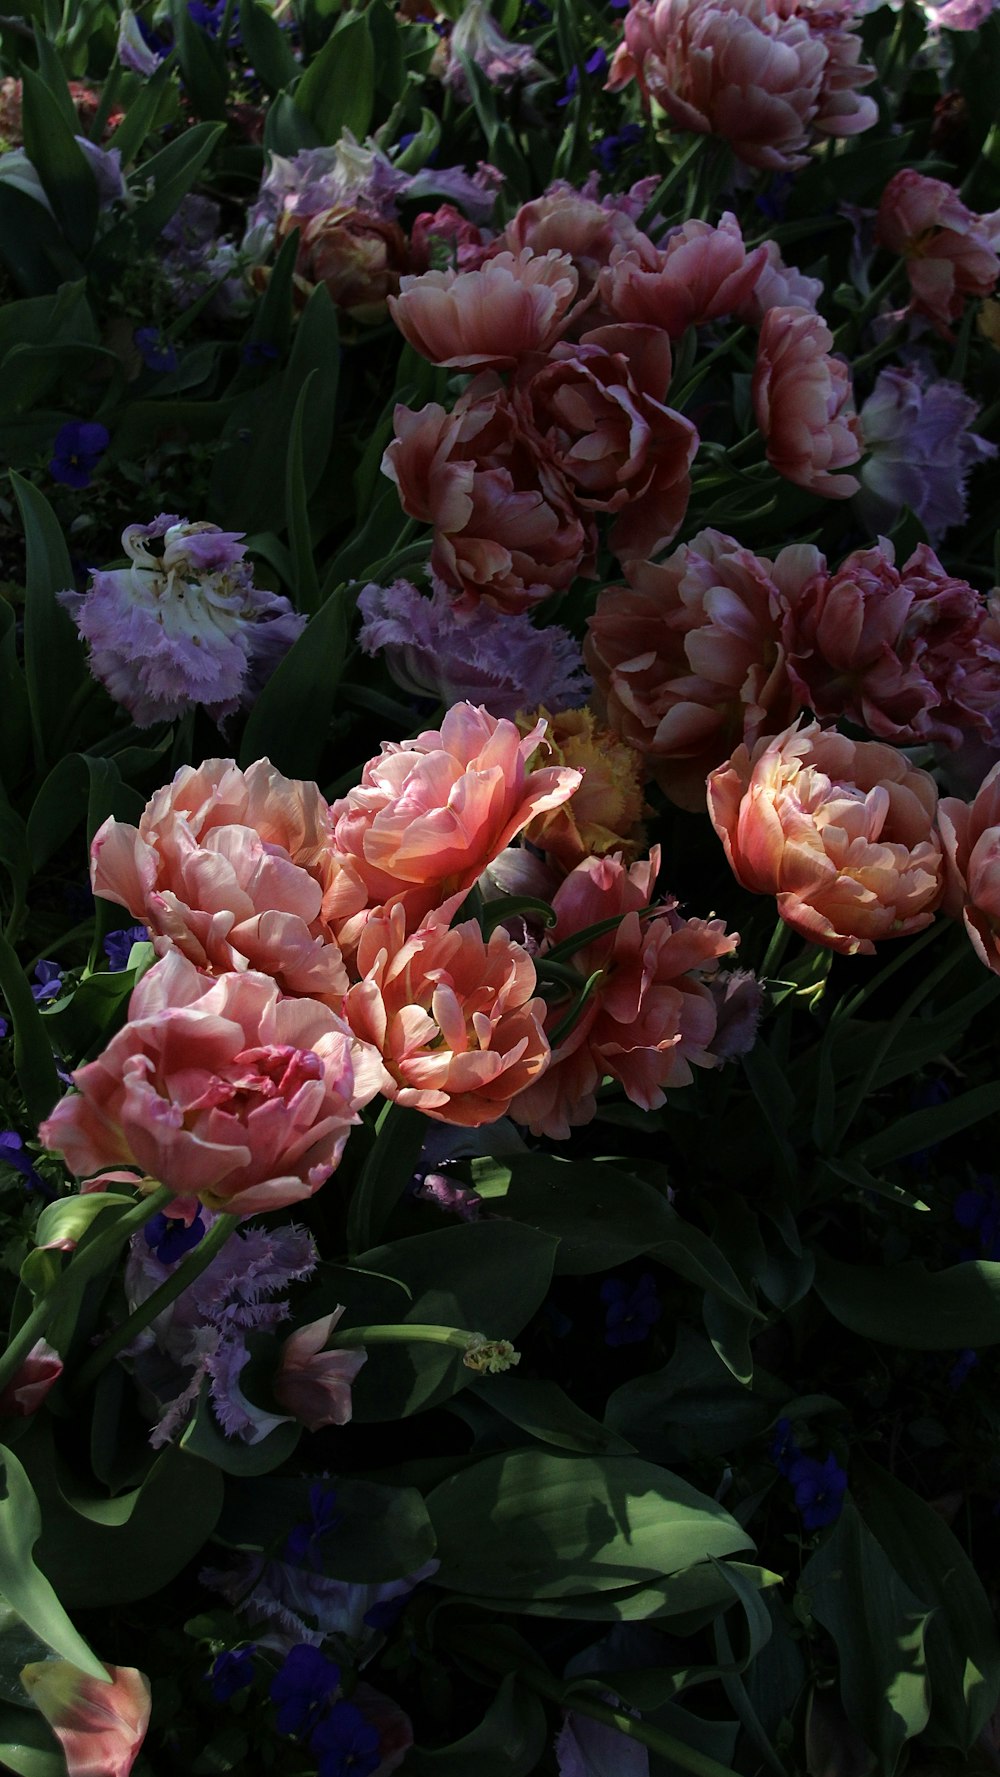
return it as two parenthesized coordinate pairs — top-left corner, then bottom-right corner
(814, 1254), (1000, 1348)
(20, 70), (99, 259)
(240, 0), (299, 90)
(238, 579), (355, 779)
(0, 1705), (63, 1777)
(216, 1476), (436, 1581)
(294, 12), (374, 143)
(409, 1673), (547, 1775)
(0, 927), (61, 1127)
(10, 472), (85, 775)
(0, 1445), (106, 1681)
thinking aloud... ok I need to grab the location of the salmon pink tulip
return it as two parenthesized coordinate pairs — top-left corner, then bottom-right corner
(875, 171), (1000, 339)
(939, 762), (1000, 975)
(753, 306), (862, 498)
(19, 1662), (151, 1777)
(389, 248), (579, 367)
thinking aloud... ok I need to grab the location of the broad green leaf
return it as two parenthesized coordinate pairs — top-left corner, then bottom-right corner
(0, 183), (84, 297)
(347, 1103), (427, 1257)
(814, 1254), (1000, 1348)
(0, 605), (29, 792)
(21, 70), (98, 257)
(800, 1503), (930, 1773)
(475, 1561), (779, 1626)
(169, 0), (228, 118)
(107, 60), (176, 165)
(476, 1376), (635, 1457)
(0, 1445), (105, 1681)
(0, 928), (60, 1125)
(10, 472), (85, 775)
(240, 0), (299, 88)
(285, 369), (321, 613)
(426, 1451), (754, 1601)
(605, 1327), (771, 1463)
(847, 1082), (1000, 1169)
(0, 793), (29, 922)
(32, 1194), (137, 1255)
(410, 1674), (547, 1776)
(216, 1476), (436, 1580)
(294, 12), (374, 142)
(27, 754), (142, 873)
(180, 1382), (301, 1477)
(95, 122), (225, 265)
(238, 580), (354, 778)
(0, 1704), (63, 1777)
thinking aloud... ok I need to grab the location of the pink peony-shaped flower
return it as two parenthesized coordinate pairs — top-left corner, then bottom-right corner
(753, 306), (861, 498)
(607, 0), (875, 171)
(585, 530), (808, 809)
(513, 324), (698, 559)
(341, 909), (550, 1125)
(875, 171), (1000, 339)
(783, 539), (999, 749)
(706, 720), (944, 954)
(91, 758), (348, 1005)
(488, 187), (649, 307)
(738, 237), (824, 323)
(599, 213), (768, 337)
(382, 379), (595, 613)
(282, 203), (410, 322)
(19, 1663), (151, 1777)
(510, 847), (737, 1137)
(38, 953), (386, 1215)
(389, 249), (579, 367)
(273, 1307), (366, 1431)
(938, 762), (1000, 975)
(325, 702), (582, 946)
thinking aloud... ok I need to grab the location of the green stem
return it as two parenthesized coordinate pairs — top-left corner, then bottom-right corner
(0, 1187), (172, 1397)
(74, 1210), (239, 1391)
(760, 917), (792, 980)
(636, 134), (705, 235)
(332, 1323), (520, 1374)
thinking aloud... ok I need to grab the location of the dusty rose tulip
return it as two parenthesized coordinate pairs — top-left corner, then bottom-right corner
(91, 758), (348, 1005)
(408, 204), (486, 273)
(585, 529), (808, 810)
(39, 953), (385, 1215)
(342, 909), (550, 1125)
(607, 0), (875, 171)
(274, 1307), (366, 1430)
(738, 237), (824, 323)
(753, 306), (861, 498)
(325, 701), (582, 946)
(599, 213), (767, 337)
(939, 762), (1000, 975)
(270, 203), (409, 322)
(513, 324), (698, 559)
(489, 188), (648, 307)
(876, 171), (1000, 339)
(784, 539), (998, 749)
(0, 1338), (62, 1417)
(382, 380), (595, 614)
(707, 720), (944, 955)
(19, 1662), (151, 1777)
(389, 248), (579, 368)
(518, 704), (646, 869)
(511, 847), (737, 1138)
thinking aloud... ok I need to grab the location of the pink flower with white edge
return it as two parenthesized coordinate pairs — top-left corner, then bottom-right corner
(274, 1308), (367, 1430)
(389, 248), (580, 368)
(599, 213), (767, 338)
(38, 953), (386, 1216)
(19, 1662), (151, 1777)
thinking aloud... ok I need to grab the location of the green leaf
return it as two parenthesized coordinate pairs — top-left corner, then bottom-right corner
(0, 604), (30, 792)
(0, 1444), (105, 1681)
(474, 1561), (779, 1627)
(846, 1082), (1000, 1169)
(476, 1376), (636, 1457)
(410, 1673), (547, 1775)
(216, 1476), (436, 1580)
(426, 1451), (754, 1602)
(240, 0), (299, 88)
(0, 184), (83, 297)
(95, 122), (225, 269)
(285, 369), (321, 613)
(800, 1502), (931, 1773)
(107, 60), (177, 165)
(27, 754), (142, 873)
(0, 927), (61, 1126)
(170, 0), (229, 118)
(814, 1254), (1000, 1348)
(0, 1704), (63, 1777)
(605, 1327), (771, 1464)
(20, 70), (99, 257)
(294, 12), (374, 142)
(347, 1103), (427, 1257)
(0, 793), (30, 922)
(238, 580), (354, 778)
(853, 1456), (1000, 1749)
(10, 472), (85, 775)
(180, 1382), (302, 1477)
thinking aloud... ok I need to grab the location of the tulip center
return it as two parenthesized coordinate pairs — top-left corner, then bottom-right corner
(223, 1044), (324, 1110)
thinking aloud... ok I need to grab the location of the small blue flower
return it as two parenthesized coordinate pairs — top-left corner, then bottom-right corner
(600, 1273), (661, 1347)
(0, 1132), (51, 1198)
(0, 1015), (7, 1040)
(949, 1348), (979, 1390)
(788, 1452), (848, 1531)
(30, 961), (63, 1004)
(135, 328), (179, 373)
(594, 122), (642, 175)
(49, 421), (110, 490)
(310, 1701), (381, 1777)
(270, 1644), (340, 1737)
(103, 926), (150, 972)
(558, 46), (608, 104)
(144, 1208), (206, 1265)
(240, 340), (279, 367)
(954, 1176), (1000, 1261)
(285, 1482), (340, 1568)
(209, 1646), (256, 1702)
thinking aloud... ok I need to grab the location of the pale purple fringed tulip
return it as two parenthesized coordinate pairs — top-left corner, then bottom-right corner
(60, 516), (305, 728)
(440, 0), (548, 101)
(858, 364), (997, 543)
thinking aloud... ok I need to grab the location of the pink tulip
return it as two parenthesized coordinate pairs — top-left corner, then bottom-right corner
(753, 306), (862, 499)
(599, 213), (768, 337)
(707, 721), (944, 955)
(39, 953), (386, 1215)
(274, 1307), (366, 1430)
(19, 1662), (151, 1777)
(939, 762), (1000, 975)
(488, 187), (649, 309)
(876, 171), (1000, 338)
(0, 1338), (62, 1417)
(389, 248), (579, 367)
(737, 237), (824, 323)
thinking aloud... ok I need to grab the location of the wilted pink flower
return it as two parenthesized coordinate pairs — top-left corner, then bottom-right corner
(607, 0), (876, 171)
(245, 137), (499, 239)
(409, 204), (487, 272)
(738, 237), (824, 323)
(939, 761), (1000, 975)
(513, 324), (698, 559)
(19, 1662), (151, 1777)
(357, 579), (590, 718)
(753, 306), (862, 498)
(325, 702), (582, 945)
(274, 1307), (366, 1430)
(783, 539), (999, 749)
(278, 203), (410, 322)
(585, 529), (808, 809)
(875, 171), (1000, 338)
(39, 953), (385, 1215)
(383, 380), (595, 613)
(857, 365), (996, 542)
(511, 848), (737, 1137)
(439, 0), (547, 99)
(59, 516), (305, 728)
(342, 909), (550, 1124)
(0, 1338), (62, 1416)
(91, 758), (348, 1004)
(389, 248), (579, 368)
(707, 720), (944, 954)
(599, 212), (768, 337)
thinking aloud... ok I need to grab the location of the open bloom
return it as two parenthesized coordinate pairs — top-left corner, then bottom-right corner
(389, 249), (579, 367)
(39, 953), (385, 1215)
(939, 762), (1000, 975)
(706, 720), (944, 955)
(857, 365), (997, 542)
(875, 171), (1000, 338)
(489, 187), (648, 307)
(276, 202), (410, 322)
(599, 213), (767, 337)
(20, 1663), (151, 1777)
(91, 758), (348, 1004)
(59, 516), (304, 727)
(325, 702), (582, 946)
(752, 307), (861, 498)
(274, 1308), (367, 1431)
(510, 848), (737, 1138)
(342, 910), (550, 1125)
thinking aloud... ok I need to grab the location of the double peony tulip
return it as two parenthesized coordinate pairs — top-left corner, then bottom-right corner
(939, 763), (1000, 976)
(752, 307), (862, 499)
(875, 171), (1000, 339)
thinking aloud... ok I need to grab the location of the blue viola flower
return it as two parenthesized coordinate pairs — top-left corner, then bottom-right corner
(49, 421), (110, 489)
(270, 1644), (341, 1737)
(135, 328), (179, 373)
(30, 961), (63, 1004)
(600, 1273), (662, 1347)
(788, 1452), (848, 1531)
(310, 1701), (381, 1777)
(954, 1176), (1000, 1261)
(209, 1646), (256, 1702)
(0, 1015), (7, 1040)
(240, 340), (280, 367)
(558, 46), (608, 104)
(104, 926), (150, 972)
(285, 1482), (341, 1568)
(0, 1131), (51, 1198)
(144, 1209), (206, 1265)
(594, 121), (643, 175)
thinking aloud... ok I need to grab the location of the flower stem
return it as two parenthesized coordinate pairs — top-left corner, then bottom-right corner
(331, 1323), (520, 1373)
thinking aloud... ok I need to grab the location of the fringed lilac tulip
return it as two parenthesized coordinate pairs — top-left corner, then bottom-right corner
(357, 579), (590, 718)
(439, 0), (548, 101)
(858, 364), (997, 543)
(60, 515), (306, 727)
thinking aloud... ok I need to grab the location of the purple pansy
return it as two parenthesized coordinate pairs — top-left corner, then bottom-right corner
(49, 421), (110, 490)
